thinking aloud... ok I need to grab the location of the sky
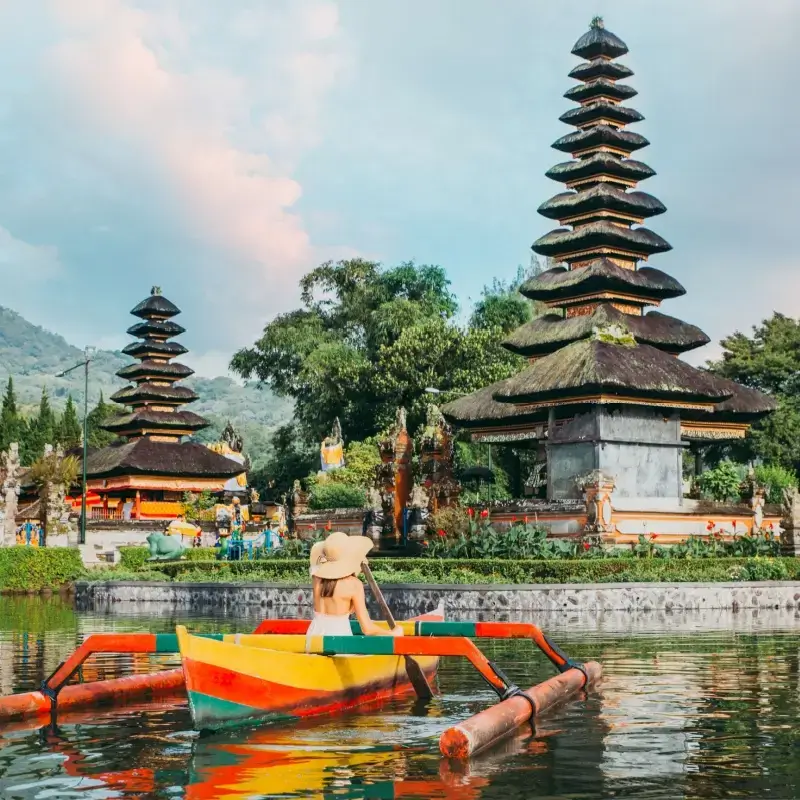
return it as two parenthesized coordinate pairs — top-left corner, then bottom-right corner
(0, 0), (797, 376)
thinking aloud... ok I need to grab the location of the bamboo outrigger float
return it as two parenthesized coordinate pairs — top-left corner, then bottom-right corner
(0, 611), (601, 759)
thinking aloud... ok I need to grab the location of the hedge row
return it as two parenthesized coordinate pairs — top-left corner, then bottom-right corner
(0, 547), (85, 592)
(112, 556), (800, 584)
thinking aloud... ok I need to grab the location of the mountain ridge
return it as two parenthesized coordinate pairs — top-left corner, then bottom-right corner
(0, 306), (291, 465)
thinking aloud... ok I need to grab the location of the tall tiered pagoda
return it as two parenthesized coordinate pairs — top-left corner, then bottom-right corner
(84, 288), (244, 518)
(444, 20), (774, 507)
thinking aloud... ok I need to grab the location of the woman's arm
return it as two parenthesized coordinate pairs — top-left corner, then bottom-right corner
(350, 579), (402, 637)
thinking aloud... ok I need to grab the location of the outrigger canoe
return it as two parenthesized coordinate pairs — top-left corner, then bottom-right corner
(177, 608), (443, 731)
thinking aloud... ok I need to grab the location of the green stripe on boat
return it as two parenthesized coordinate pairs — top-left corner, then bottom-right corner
(319, 636), (396, 655)
(187, 691), (292, 729)
(418, 622), (476, 637)
(155, 633), (224, 652)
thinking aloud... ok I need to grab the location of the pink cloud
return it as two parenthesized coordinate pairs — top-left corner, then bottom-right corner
(44, 0), (349, 330)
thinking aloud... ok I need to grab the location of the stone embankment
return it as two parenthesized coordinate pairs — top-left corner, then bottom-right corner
(76, 580), (800, 615)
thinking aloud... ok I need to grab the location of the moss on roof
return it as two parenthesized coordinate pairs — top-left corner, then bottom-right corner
(503, 305), (710, 356)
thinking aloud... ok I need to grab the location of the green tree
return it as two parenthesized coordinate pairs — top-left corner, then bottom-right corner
(708, 313), (800, 473)
(0, 377), (24, 452)
(58, 396), (82, 450)
(232, 258), (526, 443)
(247, 423), (317, 501)
(470, 259), (547, 334)
(22, 388), (56, 464)
(86, 392), (123, 449)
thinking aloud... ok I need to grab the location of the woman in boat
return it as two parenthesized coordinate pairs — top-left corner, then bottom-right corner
(308, 531), (403, 639)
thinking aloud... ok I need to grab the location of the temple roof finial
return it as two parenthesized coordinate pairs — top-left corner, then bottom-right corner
(151, 286), (162, 296)
(590, 15), (604, 29)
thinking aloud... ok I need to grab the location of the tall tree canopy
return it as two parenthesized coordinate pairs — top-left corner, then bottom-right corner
(708, 312), (800, 473)
(231, 258), (530, 442)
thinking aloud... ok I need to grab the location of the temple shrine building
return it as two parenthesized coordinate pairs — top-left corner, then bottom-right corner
(443, 21), (775, 517)
(83, 288), (245, 519)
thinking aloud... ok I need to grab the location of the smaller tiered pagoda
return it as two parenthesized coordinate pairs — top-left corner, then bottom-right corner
(84, 288), (244, 519)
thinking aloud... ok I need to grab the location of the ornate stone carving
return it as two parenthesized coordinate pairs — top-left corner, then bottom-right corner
(418, 404), (459, 513)
(406, 484), (430, 542)
(221, 421), (244, 454)
(577, 470), (616, 534)
(0, 443), (21, 547)
(780, 487), (800, 556)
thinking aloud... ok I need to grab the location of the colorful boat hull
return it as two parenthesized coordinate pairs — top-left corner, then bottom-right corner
(177, 612), (442, 731)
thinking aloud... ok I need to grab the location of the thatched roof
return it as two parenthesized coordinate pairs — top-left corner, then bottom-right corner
(546, 153), (654, 184)
(568, 59), (633, 83)
(123, 340), (188, 359)
(560, 101), (643, 129)
(85, 438), (244, 479)
(564, 78), (637, 104)
(533, 222), (671, 260)
(552, 125), (648, 155)
(130, 292), (180, 320)
(126, 319), (186, 339)
(519, 259), (685, 302)
(572, 23), (628, 60)
(538, 185), (665, 221)
(494, 339), (732, 406)
(442, 380), (548, 428)
(103, 409), (209, 434)
(110, 382), (198, 405)
(503, 306), (710, 357)
(116, 360), (194, 382)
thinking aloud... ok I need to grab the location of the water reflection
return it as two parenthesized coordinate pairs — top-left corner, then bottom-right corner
(0, 597), (799, 798)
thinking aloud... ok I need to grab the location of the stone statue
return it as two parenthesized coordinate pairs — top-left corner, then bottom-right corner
(221, 421), (244, 454)
(362, 488), (385, 546)
(146, 531), (186, 561)
(407, 484), (430, 542)
(578, 470), (616, 534)
(249, 486), (260, 504)
(1, 443), (21, 547)
(395, 407), (407, 434)
(780, 487), (800, 556)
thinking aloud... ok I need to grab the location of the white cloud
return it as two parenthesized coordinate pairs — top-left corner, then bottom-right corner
(0, 226), (61, 281)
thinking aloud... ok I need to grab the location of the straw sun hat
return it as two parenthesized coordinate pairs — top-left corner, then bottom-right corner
(309, 531), (374, 580)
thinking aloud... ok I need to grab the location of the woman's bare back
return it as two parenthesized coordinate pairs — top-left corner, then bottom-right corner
(313, 575), (359, 616)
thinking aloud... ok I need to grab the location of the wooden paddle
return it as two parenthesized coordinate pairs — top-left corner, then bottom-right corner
(361, 561), (433, 700)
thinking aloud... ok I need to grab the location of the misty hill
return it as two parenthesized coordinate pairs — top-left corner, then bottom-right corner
(0, 307), (292, 466)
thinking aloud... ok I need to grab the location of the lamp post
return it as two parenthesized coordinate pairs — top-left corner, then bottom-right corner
(57, 346), (94, 546)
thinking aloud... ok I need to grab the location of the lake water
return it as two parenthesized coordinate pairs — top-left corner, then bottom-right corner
(0, 597), (798, 799)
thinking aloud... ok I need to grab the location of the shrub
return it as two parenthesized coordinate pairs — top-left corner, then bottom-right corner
(308, 483), (366, 510)
(754, 464), (797, 505)
(0, 547), (85, 591)
(425, 519), (583, 559)
(427, 506), (470, 539)
(698, 460), (744, 501)
(125, 556), (800, 585)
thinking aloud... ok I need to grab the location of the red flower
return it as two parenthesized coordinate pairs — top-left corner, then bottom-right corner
(769, 522), (775, 531)
(706, 521), (714, 532)
(582, 541), (590, 551)
(511, 516), (518, 522)
(649, 533), (658, 541)
(422, 540), (429, 547)
(437, 529), (447, 539)
(467, 508), (475, 518)
(480, 509), (489, 518)
(731, 520), (737, 530)
(524, 516), (529, 524)
(325, 520), (332, 531)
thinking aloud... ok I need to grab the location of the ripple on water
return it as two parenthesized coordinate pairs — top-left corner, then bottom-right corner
(0, 598), (799, 798)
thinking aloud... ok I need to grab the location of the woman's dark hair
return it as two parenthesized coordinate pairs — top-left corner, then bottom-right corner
(318, 574), (356, 598)
(319, 577), (339, 598)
